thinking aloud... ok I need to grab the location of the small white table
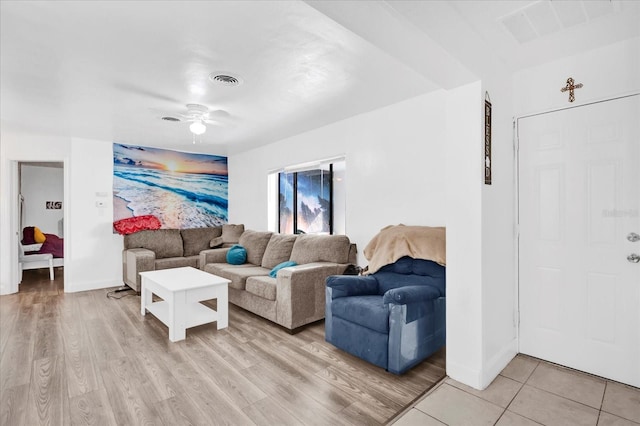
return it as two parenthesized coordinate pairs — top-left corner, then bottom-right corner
(140, 267), (230, 342)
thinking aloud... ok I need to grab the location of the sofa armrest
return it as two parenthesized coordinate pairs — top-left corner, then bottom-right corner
(122, 248), (155, 292)
(382, 285), (441, 305)
(276, 263), (340, 329)
(325, 275), (378, 299)
(199, 248), (229, 270)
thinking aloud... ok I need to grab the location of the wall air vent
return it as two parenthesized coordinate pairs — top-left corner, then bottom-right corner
(209, 73), (243, 87)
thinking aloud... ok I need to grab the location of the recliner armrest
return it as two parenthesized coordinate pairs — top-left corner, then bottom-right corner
(325, 275), (378, 299)
(383, 285), (441, 305)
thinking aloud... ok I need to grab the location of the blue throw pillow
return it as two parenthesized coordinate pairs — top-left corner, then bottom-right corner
(270, 260), (297, 278)
(226, 244), (247, 265)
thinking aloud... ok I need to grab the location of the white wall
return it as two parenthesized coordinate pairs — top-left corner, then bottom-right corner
(21, 164), (64, 236)
(444, 77), (518, 391)
(66, 139), (123, 292)
(444, 81), (485, 387)
(229, 90), (448, 265)
(514, 37), (639, 116)
(480, 75), (518, 388)
(0, 132), (123, 294)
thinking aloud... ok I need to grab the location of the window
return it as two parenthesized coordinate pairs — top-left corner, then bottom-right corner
(268, 157), (345, 235)
(279, 166), (332, 234)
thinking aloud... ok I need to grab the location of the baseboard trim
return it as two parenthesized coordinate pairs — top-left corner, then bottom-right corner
(480, 339), (518, 389)
(446, 359), (482, 389)
(447, 339), (518, 390)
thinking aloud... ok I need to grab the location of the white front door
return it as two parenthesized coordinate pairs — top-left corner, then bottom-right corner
(518, 95), (640, 388)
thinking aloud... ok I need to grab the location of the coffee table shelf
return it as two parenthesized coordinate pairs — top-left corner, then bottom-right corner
(145, 300), (219, 330)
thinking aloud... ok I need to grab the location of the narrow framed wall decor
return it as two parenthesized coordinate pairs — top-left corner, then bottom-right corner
(484, 91), (492, 185)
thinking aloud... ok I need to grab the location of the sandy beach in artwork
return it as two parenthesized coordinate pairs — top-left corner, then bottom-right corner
(113, 193), (134, 219)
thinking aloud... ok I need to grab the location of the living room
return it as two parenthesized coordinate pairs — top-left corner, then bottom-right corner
(1, 1), (639, 425)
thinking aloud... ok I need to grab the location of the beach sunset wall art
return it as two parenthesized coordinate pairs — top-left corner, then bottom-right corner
(113, 143), (228, 229)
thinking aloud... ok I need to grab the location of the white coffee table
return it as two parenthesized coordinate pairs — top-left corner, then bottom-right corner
(140, 267), (230, 342)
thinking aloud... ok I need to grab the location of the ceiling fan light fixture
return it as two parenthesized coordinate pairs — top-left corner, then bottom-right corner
(189, 120), (206, 135)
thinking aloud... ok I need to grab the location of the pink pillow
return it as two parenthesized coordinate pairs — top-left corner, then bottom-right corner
(113, 215), (162, 235)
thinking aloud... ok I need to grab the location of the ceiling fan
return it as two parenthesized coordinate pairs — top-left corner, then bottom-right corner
(171, 103), (229, 136)
(156, 103), (236, 143)
(115, 76), (240, 138)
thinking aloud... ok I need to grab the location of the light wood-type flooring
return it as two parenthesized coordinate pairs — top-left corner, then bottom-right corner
(1, 268), (445, 425)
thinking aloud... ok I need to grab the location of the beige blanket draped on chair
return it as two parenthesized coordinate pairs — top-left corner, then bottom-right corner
(363, 224), (446, 274)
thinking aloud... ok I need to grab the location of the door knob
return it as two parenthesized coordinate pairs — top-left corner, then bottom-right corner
(628, 232), (640, 243)
(628, 253), (640, 263)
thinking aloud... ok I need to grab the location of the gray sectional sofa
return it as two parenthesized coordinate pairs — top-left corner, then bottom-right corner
(201, 230), (356, 332)
(122, 225), (356, 332)
(122, 224), (244, 292)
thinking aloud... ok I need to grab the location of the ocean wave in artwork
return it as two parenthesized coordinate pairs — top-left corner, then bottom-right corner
(114, 166), (228, 228)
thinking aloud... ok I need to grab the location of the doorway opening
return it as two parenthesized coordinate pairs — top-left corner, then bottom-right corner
(17, 161), (65, 291)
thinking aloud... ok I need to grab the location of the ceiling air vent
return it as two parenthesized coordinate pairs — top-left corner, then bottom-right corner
(161, 116), (181, 122)
(209, 73), (243, 87)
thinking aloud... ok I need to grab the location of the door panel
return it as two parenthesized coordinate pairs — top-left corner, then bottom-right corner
(519, 95), (639, 388)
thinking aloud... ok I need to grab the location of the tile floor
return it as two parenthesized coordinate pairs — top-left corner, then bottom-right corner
(392, 354), (640, 426)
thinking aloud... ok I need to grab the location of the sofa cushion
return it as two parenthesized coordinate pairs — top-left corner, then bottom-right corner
(210, 236), (223, 248)
(227, 245), (247, 265)
(246, 276), (277, 301)
(181, 227), (222, 256)
(204, 263), (270, 290)
(124, 229), (183, 258)
(155, 256), (198, 270)
(238, 230), (273, 266)
(261, 234), (297, 268)
(290, 234), (351, 264)
(331, 295), (389, 334)
(222, 224), (245, 244)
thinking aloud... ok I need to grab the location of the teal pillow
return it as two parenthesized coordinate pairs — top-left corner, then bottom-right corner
(226, 244), (247, 265)
(269, 260), (297, 278)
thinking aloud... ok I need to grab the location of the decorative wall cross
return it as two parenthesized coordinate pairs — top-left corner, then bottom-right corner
(560, 77), (583, 103)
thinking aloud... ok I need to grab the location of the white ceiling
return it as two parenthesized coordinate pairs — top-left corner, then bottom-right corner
(1, 1), (638, 155)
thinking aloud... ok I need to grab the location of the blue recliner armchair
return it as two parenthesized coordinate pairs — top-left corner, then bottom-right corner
(325, 256), (445, 374)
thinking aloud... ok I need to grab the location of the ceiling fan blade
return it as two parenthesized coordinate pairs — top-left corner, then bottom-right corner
(206, 109), (236, 124)
(208, 109), (231, 119)
(150, 103), (237, 127)
(114, 82), (182, 104)
(149, 107), (184, 121)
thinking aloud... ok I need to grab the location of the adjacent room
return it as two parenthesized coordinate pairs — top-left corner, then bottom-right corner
(1, 1), (638, 425)
(17, 162), (65, 285)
